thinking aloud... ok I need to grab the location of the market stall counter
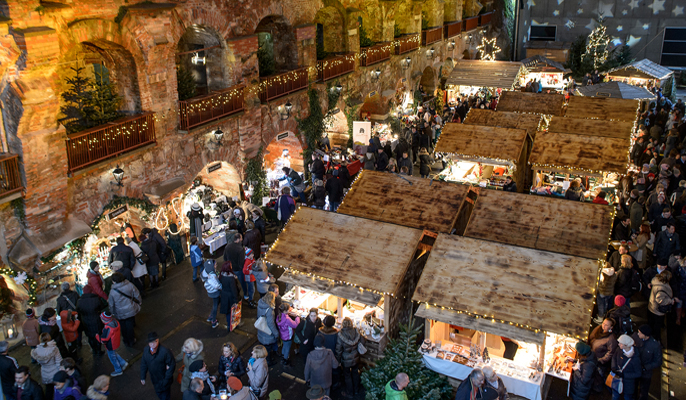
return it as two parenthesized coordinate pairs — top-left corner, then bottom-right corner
(495, 91), (565, 116)
(265, 207), (430, 363)
(413, 234), (600, 400)
(434, 123), (529, 192)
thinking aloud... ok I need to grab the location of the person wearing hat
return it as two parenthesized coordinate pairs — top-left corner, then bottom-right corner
(95, 311), (127, 377)
(304, 335), (339, 396)
(242, 248), (257, 308)
(23, 309), (41, 364)
(52, 370), (81, 400)
(632, 325), (662, 400)
(188, 203), (205, 239)
(109, 260), (134, 285)
(141, 332), (176, 400)
(606, 295), (632, 336)
(313, 179), (327, 209)
(0, 340), (17, 397)
(201, 260), (221, 329)
(610, 334), (642, 400)
(226, 376), (252, 400)
(570, 341), (596, 400)
(231, 208), (246, 235)
(86, 261), (108, 301)
(306, 385), (331, 400)
(188, 360), (217, 399)
(317, 315), (340, 387)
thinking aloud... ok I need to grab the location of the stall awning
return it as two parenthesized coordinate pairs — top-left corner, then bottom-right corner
(521, 55), (570, 73)
(265, 208), (423, 296)
(279, 269), (382, 307)
(606, 58), (674, 81)
(529, 131), (630, 175)
(575, 81), (656, 100)
(548, 116), (634, 140)
(495, 91), (565, 116)
(436, 123), (528, 167)
(464, 109), (543, 140)
(336, 171), (470, 233)
(446, 60), (526, 89)
(565, 96), (640, 122)
(464, 189), (613, 259)
(413, 234), (599, 339)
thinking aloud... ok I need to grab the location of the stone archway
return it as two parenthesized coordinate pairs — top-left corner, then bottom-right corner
(419, 66), (437, 96)
(314, 6), (347, 55)
(439, 58), (455, 89)
(254, 15), (298, 75)
(264, 131), (304, 173)
(193, 161), (243, 197)
(176, 25), (230, 96)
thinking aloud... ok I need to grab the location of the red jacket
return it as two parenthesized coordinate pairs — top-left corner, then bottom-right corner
(59, 310), (80, 343)
(87, 269), (108, 300)
(96, 320), (121, 351)
(592, 197), (609, 205)
(242, 259), (256, 282)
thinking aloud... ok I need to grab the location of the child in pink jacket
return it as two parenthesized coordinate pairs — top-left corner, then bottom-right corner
(275, 303), (300, 365)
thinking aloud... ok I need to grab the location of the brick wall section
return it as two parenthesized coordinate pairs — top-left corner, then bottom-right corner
(11, 27), (59, 69)
(296, 25), (316, 41)
(227, 36), (258, 57)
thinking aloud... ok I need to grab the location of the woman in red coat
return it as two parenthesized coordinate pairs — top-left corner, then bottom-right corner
(60, 310), (80, 358)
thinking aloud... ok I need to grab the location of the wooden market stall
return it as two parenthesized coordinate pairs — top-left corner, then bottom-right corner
(434, 123), (529, 192)
(464, 109), (543, 140)
(336, 170), (472, 233)
(547, 116), (634, 140)
(265, 207), (430, 363)
(564, 96), (640, 123)
(463, 189), (613, 260)
(575, 81), (656, 101)
(445, 60), (527, 102)
(606, 58), (674, 89)
(520, 55), (571, 91)
(495, 91), (565, 116)
(414, 234), (600, 400)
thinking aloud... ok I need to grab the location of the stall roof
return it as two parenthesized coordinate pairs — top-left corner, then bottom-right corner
(446, 60), (526, 89)
(565, 96), (639, 122)
(521, 55), (569, 73)
(606, 58), (674, 80)
(495, 91), (566, 116)
(265, 207), (423, 296)
(413, 234), (599, 339)
(575, 81), (656, 100)
(548, 116), (634, 140)
(435, 123), (528, 165)
(529, 131), (630, 175)
(464, 109), (543, 140)
(464, 189), (613, 259)
(336, 170), (470, 233)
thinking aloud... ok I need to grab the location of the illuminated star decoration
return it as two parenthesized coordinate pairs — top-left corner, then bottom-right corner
(527, 0), (536, 8)
(476, 37), (501, 61)
(628, 0), (639, 9)
(626, 35), (641, 47)
(577, 8), (584, 14)
(611, 37), (623, 46)
(557, 0), (564, 4)
(649, 0), (665, 14)
(598, 2), (614, 17)
(565, 19), (576, 29)
(674, 5), (684, 16)
(553, 9), (560, 15)
(642, 23), (650, 30)
(616, 25), (623, 31)
(622, 9), (628, 15)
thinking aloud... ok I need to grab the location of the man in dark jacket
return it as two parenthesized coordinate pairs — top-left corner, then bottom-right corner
(653, 223), (680, 261)
(612, 215), (633, 242)
(223, 232), (246, 296)
(310, 154), (325, 183)
(182, 378), (204, 400)
(150, 228), (168, 280)
(251, 210), (266, 242)
(0, 341), (18, 399)
(108, 237), (136, 270)
(397, 152), (413, 176)
(140, 332), (176, 400)
(502, 176), (517, 192)
(632, 325), (662, 400)
(454, 369), (498, 400)
(325, 170), (344, 212)
(76, 285), (104, 356)
(13, 366), (43, 400)
(570, 342), (596, 400)
(375, 147), (389, 172)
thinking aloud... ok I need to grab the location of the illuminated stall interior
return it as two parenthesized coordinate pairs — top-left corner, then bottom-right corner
(444, 60), (526, 104)
(606, 58), (674, 90)
(520, 55), (570, 91)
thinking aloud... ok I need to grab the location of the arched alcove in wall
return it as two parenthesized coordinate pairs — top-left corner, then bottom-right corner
(176, 24), (229, 97)
(264, 131), (304, 173)
(419, 66), (437, 97)
(254, 15), (298, 76)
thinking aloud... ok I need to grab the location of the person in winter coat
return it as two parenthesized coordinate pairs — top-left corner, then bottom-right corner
(23, 309), (41, 363)
(139, 232), (161, 289)
(569, 342), (597, 400)
(565, 179), (583, 201)
(275, 187), (296, 226)
(0, 340), (18, 397)
(175, 338), (205, 393)
(85, 375), (109, 400)
(201, 260), (221, 328)
(336, 317), (361, 398)
(96, 312), (127, 377)
(218, 342), (246, 381)
(243, 221), (262, 260)
(632, 325), (662, 400)
(325, 170), (344, 211)
(482, 366), (509, 400)
(310, 154), (326, 182)
(125, 236), (147, 293)
(296, 308), (323, 361)
(165, 223), (185, 265)
(226, 376), (252, 400)
(610, 335), (642, 400)
(247, 345), (269, 398)
(418, 148), (433, 178)
(189, 236), (203, 283)
(86, 262), (108, 301)
(502, 176), (517, 193)
(453, 369), (498, 400)
(615, 255), (638, 307)
(317, 315), (338, 353)
(252, 259), (272, 298)
(397, 152), (413, 176)
(304, 335), (339, 396)
(182, 378), (204, 400)
(59, 358), (86, 395)
(58, 311), (80, 358)
(140, 332), (176, 400)
(108, 272), (142, 347)
(38, 309), (67, 359)
(630, 197), (645, 232)
(55, 283), (80, 316)
(109, 261), (134, 286)
(256, 292), (280, 365)
(653, 223), (680, 262)
(589, 318), (618, 392)
(149, 228), (169, 280)
(276, 303), (300, 365)
(219, 263), (241, 333)
(32, 333), (62, 398)
(647, 271), (681, 340)
(606, 295), (632, 336)
(375, 147), (389, 172)
(313, 179), (327, 209)
(76, 285), (105, 356)
(596, 263), (617, 323)
(13, 366), (44, 400)
(242, 249), (257, 307)
(51, 371), (81, 400)
(108, 237), (136, 271)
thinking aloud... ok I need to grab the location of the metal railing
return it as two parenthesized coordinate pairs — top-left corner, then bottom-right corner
(479, 12), (493, 26)
(65, 113), (156, 173)
(317, 53), (356, 81)
(463, 16), (479, 31)
(394, 34), (420, 55)
(359, 43), (391, 67)
(421, 26), (443, 46)
(258, 68), (309, 103)
(0, 154), (22, 198)
(444, 21), (463, 39)
(179, 84), (245, 130)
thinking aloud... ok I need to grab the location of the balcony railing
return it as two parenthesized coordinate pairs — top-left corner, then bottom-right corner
(421, 26), (443, 46)
(479, 12), (493, 26)
(66, 113), (156, 173)
(394, 34), (420, 55)
(0, 154), (22, 198)
(317, 54), (356, 82)
(444, 20), (463, 39)
(463, 16), (479, 31)
(359, 43), (391, 67)
(259, 68), (309, 103)
(179, 84), (245, 130)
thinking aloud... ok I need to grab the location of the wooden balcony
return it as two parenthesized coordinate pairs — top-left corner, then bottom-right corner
(259, 68), (309, 103)
(463, 16), (479, 31)
(444, 20), (463, 39)
(479, 12), (493, 26)
(359, 43), (391, 67)
(421, 26), (443, 46)
(317, 53), (356, 82)
(394, 34), (420, 55)
(179, 84), (245, 131)
(0, 153), (23, 199)
(66, 113), (156, 173)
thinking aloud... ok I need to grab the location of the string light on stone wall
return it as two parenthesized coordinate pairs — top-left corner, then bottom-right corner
(476, 37), (501, 61)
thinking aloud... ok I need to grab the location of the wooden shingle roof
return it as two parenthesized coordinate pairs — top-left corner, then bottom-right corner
(446, 60), (525, 89)
(496, 91), (566, 116)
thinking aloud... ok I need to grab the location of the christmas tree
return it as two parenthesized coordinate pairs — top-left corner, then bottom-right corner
(582, 20), (610, 70)
(361, 319), (453, 400)
(60, 66), (93, 134)
(176, 64), (197, 101)
(86, 70), (121, 127)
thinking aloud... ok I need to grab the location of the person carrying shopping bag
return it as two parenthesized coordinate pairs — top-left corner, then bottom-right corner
(201, 260), (221, 329)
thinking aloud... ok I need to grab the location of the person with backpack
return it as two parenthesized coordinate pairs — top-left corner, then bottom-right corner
(189, 236), (203, 283)
(201, 260), (221, 329)
(108, 272), (142, 348)
(648, 270), (681, 341)
(606, 295), (633, 336)
(615, 255), (641, 309)
(95, 312), (128, 377)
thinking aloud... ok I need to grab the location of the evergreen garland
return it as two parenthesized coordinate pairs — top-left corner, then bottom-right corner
(361, 319), (453, 400)
(344, 97), (356, 148)
(10, 198), (25, 227)
(176, 64), (197, 101)
(422, 12), (430, 30)
(394, 22), (402, 38)
(245, 147), (268, 205)
(297, 88), (326, 175)
(89, 196), (157, 236)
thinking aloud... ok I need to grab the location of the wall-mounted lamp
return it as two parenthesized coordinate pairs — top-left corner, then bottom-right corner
(447, 40), (456, 50)
(191, 52), (206, 65)
(213, 129), (224, 145)
(402, 56), (412, 70)
(371, 68), (381, 82)
(426, 47), (435, 59)
(331, 83), (343, 92)
(281, 101), (293, 120)
(112, 165), (124, 187)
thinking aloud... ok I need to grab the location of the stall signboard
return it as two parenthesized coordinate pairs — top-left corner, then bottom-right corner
(207, 163), (222, 173)
(353, 121), (372, 144)
(106, 205), (128, 221)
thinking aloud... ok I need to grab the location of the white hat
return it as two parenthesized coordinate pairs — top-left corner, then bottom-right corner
(617, 334), (634, 346)
(110, 261), (123, 270)
(191, 203), (201, 211)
